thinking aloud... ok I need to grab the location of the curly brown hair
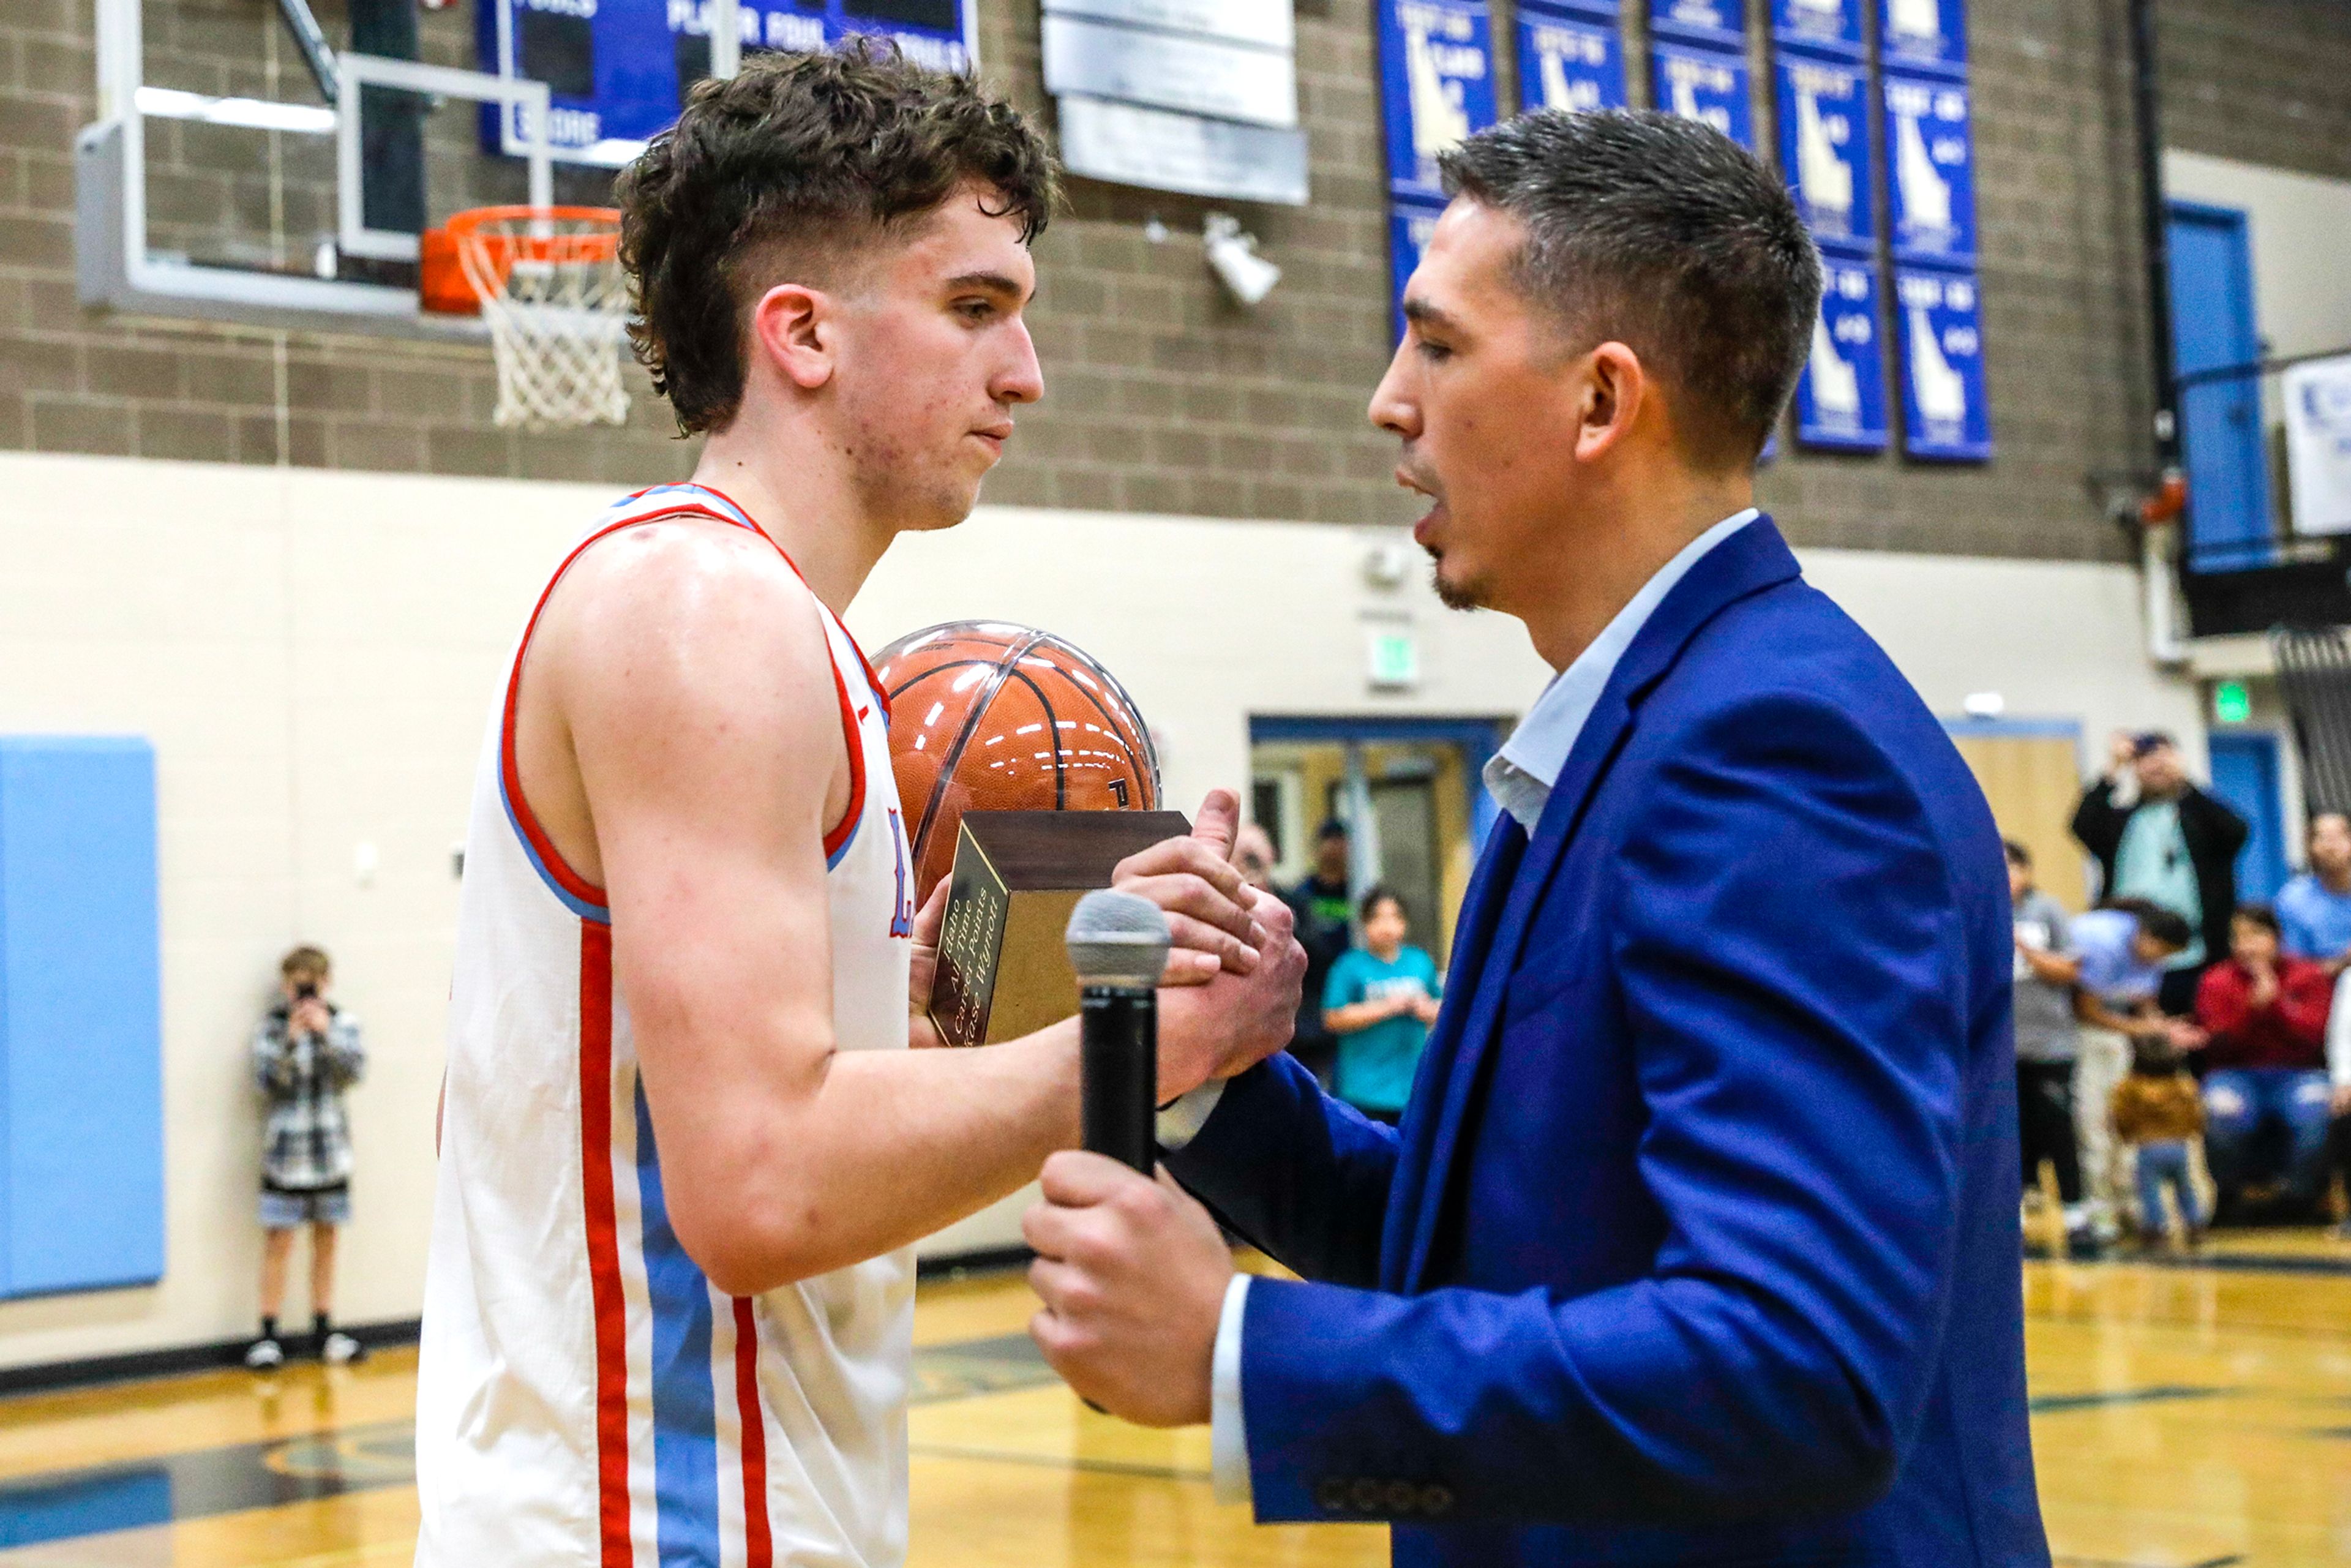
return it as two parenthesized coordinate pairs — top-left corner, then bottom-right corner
(616, 40), (1058, 435)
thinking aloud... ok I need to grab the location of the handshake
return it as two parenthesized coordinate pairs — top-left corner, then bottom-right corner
(907, 786), (1310, 1103)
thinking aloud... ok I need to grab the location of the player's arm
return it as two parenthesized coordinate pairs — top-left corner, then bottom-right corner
(555, 529), (1292, 1295)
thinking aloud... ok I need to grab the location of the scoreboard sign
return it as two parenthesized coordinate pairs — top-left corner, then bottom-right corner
(1518, 9), (1625, 115)
(479, 0), (977, 165)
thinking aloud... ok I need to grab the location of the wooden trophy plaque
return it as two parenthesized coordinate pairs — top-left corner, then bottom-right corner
(926, 810), (1191, 1048)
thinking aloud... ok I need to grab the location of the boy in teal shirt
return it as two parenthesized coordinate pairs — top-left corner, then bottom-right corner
(1322, 885), (1443, 1121)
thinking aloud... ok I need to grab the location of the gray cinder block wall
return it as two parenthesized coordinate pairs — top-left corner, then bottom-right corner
(1, 0), (2346, 559)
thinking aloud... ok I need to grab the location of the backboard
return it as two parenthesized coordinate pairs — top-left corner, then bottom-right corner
(74, 0), (979, 340)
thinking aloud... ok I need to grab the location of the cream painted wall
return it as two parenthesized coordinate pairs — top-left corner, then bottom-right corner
(2164, 150), (2351, 362)
(0, 453), (2197, 1367)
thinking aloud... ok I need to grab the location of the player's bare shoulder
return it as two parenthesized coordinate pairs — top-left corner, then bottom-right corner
(514, 516), (850, 887)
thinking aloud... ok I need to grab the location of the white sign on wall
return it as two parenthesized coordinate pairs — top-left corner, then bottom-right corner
(1041, 0), (1305, 205)
(1057, 94), (1311, 206)
(1042, 0), (1294, 51)
(1043, 13), (1299, 128)
(2286, 355), (2351, 536)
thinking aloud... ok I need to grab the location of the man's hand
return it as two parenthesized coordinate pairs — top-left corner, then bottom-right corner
(1158, 888), (1305, 1101)
(2108, 730), (2138, 777)
(2333, 1083), (2351, 1117)
(1114, 790), (1264, 986)
(2249, 961), (2279, 1010)
(1412, 993), (1443, 1026)
(907, 881), (951, 1049)
(291, 999), (331, 1038)
(1026, 1153), (1230, 1427)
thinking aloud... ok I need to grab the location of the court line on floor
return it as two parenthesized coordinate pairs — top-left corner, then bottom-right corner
(908, 1442), (1213, 1483)
(2055, 1555), (2244, 1568)
(2028, 1385), (2230, 1414)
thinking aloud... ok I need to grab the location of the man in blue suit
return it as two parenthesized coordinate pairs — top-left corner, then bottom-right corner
(1023, 109), (2046, 1567)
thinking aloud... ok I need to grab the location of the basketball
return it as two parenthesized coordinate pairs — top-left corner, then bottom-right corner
(874, 623), (1162, 905)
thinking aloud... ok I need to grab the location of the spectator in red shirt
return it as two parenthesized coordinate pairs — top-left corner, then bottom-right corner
(2191, 906), (2338, 1220)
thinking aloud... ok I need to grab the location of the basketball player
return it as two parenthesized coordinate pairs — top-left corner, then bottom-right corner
(414, 45), (1305, 1568)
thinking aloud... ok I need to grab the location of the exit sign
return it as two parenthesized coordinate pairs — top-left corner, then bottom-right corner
(2213, 681), (2251, 724)
(1367, 627), (1420, 689)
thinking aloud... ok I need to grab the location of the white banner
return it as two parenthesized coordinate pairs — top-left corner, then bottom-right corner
(1056, 93), (1310, 205)
(1040, 0), (1294, 52)
(1043, 13), (1297, 128)
(2286, 354), (2351, 537)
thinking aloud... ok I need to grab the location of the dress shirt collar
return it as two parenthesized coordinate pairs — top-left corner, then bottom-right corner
(1483, 509), (1760, 835)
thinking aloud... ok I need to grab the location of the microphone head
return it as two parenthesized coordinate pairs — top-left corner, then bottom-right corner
(1065, 889), (1172, 990)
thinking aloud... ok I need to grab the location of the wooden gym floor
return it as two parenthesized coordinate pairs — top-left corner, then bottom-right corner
(0, 1235), (2346, 1567)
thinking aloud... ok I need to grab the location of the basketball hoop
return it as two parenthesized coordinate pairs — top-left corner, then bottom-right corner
(432, 206), (632, 431)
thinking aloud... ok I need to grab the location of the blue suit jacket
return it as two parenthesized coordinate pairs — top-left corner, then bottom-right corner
(1168, 520), (2047, 1567)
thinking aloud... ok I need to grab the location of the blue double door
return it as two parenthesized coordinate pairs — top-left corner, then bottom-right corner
(2167, 201), (2273, 569)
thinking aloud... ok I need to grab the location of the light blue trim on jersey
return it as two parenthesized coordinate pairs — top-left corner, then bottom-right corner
(623, 482), (757, 531)
(634, 1083), (723, 1567)
(498, 768), (612, 926)
(827, 813), (862, 871)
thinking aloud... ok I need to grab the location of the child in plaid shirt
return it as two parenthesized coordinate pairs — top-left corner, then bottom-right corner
(247, 945), (366, 1370)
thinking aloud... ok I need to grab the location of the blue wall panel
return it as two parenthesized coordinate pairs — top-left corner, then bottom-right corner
(0, 738), (164, 1297)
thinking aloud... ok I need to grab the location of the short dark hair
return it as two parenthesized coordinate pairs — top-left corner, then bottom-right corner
(2105, 898), (2192, 950)
(1360, 885), (1406, 924)
(1316, 818), (1350, 843)
(2232, 904), (2281, 939)
(2003, 839), (2031, 869)
(1436, 109), (1822, 470)
(616, 40), (1058, 435)
(280, 945), (330, 982)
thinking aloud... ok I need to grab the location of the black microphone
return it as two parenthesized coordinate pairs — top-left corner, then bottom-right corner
(1065, 890), (1171, 1174)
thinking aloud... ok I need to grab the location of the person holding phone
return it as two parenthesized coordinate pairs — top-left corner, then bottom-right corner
(248, 944), (367, 1369)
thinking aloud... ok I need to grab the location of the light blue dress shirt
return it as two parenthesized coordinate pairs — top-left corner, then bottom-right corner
(1159, 510), (1760, 1504)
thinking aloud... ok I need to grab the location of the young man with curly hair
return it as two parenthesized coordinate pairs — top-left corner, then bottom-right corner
(413, 45), (1303, 1568)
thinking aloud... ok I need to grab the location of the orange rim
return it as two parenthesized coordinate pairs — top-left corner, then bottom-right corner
(444, 204), (623, 264)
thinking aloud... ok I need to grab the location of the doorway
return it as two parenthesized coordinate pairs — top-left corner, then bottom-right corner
(1248, 716), (1507, 967)
(2207, 730), (2289, 902)
(2167, 201), (2273, 569)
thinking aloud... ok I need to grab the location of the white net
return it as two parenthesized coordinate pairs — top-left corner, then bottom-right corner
(451, 209), (632, 432)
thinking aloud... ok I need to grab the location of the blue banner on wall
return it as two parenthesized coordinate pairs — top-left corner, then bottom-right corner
(1650, 0), (1742, 48)
(478, 0), (972, 163)
(1796, 255), (1888, 451)
(1772, 0), (1862, 56)
(1775, 53), (1871, 250)
(1377, 0), (1499, 201)
(1884, 73), (1976, 263)
(1652, 40), (1752, 151)
(1894, 266), (1992, 461)
(1518, 9), (1625, 115)
(1390, 199), (1445, 340)
(1879, 0), (1966, 76)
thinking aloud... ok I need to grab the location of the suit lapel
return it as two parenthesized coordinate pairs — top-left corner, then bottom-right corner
(1396, 519), (1805, 1291)
(1379, 818), (1523, 1292)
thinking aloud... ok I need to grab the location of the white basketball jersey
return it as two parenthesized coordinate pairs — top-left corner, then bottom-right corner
(416, 483), (917, 1568)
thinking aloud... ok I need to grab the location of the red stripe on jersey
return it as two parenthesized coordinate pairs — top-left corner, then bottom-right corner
(578, 923), (633, 1568)
(823, 650), (866, 863)
(732, 1297), (774, 1568)
(503, 498), (867, 892)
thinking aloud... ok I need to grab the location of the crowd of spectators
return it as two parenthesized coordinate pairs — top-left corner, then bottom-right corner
(2010, 729), (2351, 1255)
